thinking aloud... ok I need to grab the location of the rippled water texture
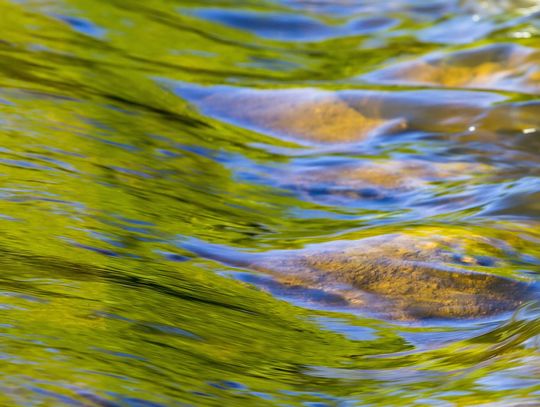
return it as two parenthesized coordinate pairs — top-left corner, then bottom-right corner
(1, 0), (540, 405)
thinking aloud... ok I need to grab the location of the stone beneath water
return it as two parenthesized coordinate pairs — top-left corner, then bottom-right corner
(274, 159), (491, 204)
(363, 43), (540, 95)
(184, 232), (534, 320)
(462, 0), (540, 15)
(177, 83), (507, 141)
(474, 101), (540, 136)
(199, 88), (407, 144)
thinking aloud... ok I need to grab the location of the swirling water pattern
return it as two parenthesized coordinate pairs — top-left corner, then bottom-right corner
(0, 0), (539, 405)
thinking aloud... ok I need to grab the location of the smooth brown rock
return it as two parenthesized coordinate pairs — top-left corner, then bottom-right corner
(363, 43), (540, 94)
(200, 89), (407, 144)
(186, 231), (534, 320)
(277, 160), (491, 203)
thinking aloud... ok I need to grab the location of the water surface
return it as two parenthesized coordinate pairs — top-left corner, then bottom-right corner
(0, 0), (539, 405)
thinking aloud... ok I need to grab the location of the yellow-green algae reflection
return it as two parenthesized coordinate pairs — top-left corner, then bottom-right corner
(0, 0), (539, 405)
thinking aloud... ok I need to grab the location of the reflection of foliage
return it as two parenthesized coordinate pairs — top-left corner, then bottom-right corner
(0, 0), (539, 405)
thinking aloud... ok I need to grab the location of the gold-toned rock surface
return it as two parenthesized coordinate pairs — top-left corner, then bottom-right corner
(474, 101), (540, 135)
(364, 43), (540, 94)
(186, 231), (534, 320)
(200, 89), (407, 144)
(279, 160), (490, 202)
(185, 85), (505, 141)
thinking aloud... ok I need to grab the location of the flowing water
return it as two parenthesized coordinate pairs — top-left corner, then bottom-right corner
(1, 0), (540, 405)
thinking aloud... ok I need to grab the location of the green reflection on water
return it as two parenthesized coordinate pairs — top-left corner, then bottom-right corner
(0, 0), (539, 405)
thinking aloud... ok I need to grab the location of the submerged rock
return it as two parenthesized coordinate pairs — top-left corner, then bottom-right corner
(274, 159), (490, 204)
(198, 88), (407, 144)
(363, 43), (540, 94)
(461, 0), (540, 15)
(473, 101), (540, 136)
(184, 232), (535, 320)
(175, 83), (508, 142)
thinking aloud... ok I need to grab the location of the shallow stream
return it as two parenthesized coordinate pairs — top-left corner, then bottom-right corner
(0, 0), (540, 405)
